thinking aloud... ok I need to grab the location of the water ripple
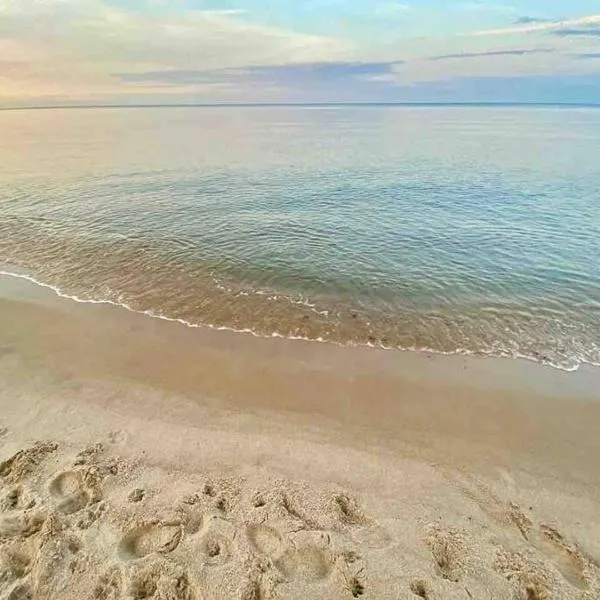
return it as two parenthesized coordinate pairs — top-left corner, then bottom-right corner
(1, 106), (600, 370)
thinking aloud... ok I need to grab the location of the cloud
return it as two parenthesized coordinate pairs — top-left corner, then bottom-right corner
(574, 53), (600, 59)
(379, 43), (600, 87)
(0, 0), (353, 104)
(514, 16), (549, 25)
(108, 61), (417, 105)
(552, 27), (600, 38)
(117, 70), (220, 85)
(113, 50), (598, 103)
(238, 61), (402, 82)
(0, 0), (349, 71)
(115, 61), (402, 87)
(472, 14), (600, 36)
(1, 0), (599, 106)
(431, 49), (553, 61)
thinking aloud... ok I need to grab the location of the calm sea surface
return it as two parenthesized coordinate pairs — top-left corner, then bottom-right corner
(1, 106), (599, 370)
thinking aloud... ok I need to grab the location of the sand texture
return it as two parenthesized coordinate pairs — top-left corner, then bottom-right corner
(1, 277), (600, 599)
(1, 388), (600, 600)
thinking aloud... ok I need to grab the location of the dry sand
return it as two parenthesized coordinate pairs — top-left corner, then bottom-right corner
(1, 274), (600, 600)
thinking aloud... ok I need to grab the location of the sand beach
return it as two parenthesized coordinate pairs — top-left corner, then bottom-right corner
(1, 274), (599, 599)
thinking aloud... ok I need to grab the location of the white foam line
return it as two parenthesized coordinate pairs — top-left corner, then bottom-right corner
(1, 269), (594, 373)
(0, 269), (332, 342)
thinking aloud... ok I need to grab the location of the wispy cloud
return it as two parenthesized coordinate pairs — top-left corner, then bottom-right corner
(552, 27), (600, 37)
(472, 14), (600, 36)
(0, 0), (349, 70)
(116, 61), (402, 86)
(431, 49), (553, 61)
(514, 16), (550, 25)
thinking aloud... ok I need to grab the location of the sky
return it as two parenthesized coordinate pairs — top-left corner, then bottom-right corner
(1, 0), (599, 106)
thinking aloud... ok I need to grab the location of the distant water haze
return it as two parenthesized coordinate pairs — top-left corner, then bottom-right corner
(1, 105), (599, 370)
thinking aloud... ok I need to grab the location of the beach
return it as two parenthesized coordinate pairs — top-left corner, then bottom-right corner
(2, 1), (600, 596)
(1, 274), (599, 600)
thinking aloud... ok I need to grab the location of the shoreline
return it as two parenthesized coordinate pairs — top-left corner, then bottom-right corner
(1, 268), (597, 375)
(1, 273), (600, 599)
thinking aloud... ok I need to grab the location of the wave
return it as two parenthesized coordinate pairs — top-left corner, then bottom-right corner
(2, 267), (597, 374)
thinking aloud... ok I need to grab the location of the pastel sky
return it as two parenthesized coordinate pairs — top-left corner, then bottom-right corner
(1, 0), (599, 106)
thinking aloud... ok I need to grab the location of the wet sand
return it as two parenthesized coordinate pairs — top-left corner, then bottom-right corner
(1, 274), (599, 599)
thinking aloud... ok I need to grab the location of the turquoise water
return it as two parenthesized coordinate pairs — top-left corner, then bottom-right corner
(1, 106), (599, 369)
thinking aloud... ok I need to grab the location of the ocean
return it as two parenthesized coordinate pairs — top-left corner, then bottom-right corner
(1, 105), (599, 370)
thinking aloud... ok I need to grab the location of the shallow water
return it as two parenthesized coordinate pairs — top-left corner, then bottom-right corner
(1, 105), (599, 369)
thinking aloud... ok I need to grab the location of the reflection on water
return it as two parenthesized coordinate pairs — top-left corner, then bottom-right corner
(1, 106), (599, 370)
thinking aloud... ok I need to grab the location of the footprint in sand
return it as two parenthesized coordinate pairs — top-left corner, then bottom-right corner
(457, 478), (591, 590)
(528, 524), (589, 590)
(247, 524), (287, 559)
(195, 514), (235, 568)
(275, 531), (334, 583)
(276, 545), (333, 582)
(279, 492), (321, 530)
(119, 522), (183, 559)
(49, 470), (98, 515)
(247, 525), (337, 585)
(456, 476), (534, 541)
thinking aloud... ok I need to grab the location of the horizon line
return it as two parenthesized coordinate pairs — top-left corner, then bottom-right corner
(1, 101), (600, 112)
